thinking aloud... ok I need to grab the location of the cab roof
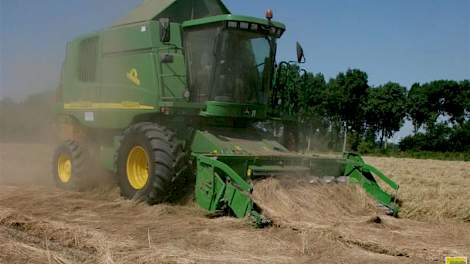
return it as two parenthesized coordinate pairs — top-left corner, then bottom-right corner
(112, 0), (230, 27)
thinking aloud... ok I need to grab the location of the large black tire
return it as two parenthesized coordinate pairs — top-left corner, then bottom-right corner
(52, 140), (89, 190)
(116, 122), (189, 204)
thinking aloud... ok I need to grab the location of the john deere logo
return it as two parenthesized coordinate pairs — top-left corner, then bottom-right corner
(126, 68), (141, 86)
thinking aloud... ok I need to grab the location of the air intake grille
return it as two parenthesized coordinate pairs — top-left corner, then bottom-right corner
(78, 37), (98, 82)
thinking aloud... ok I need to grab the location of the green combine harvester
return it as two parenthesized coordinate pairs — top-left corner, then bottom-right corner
(53, 0), (400, 226)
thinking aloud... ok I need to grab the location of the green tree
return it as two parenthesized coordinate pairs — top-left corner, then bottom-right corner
(298, 72), (328, 151)
(275, 64), (302, 117)
(407, 80), (469, 130)
(365, 82), (407, 147)
(449, 120), (470, 152)
(273, 63), (303, 151)
(436, 80), (466, 125)
(407, 83), (426, 132)
(299, 72), (327, 117)
(460, 80), (470, 120)
(326, 69), (369, 131)
(325, 69), (369, 150)
(407, 82), (443, 132)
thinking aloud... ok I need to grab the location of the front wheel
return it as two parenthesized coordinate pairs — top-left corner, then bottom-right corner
(52, 140), (89, 190)
(116, 123), (188, 204)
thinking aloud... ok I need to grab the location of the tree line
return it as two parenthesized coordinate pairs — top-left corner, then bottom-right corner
(273, 64), (470, 154)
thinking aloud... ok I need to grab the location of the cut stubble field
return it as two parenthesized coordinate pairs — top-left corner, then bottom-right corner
(0, 143), (469, 263)
(365, 156), (470, 223)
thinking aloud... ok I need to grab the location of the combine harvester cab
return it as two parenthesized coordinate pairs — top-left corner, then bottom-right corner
(53, 0), (400, 227)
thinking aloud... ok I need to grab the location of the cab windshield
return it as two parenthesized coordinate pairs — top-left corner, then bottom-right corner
(184, 24), (274, 104)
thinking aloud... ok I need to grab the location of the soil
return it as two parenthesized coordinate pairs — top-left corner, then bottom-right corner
(0, 143), (469, 263)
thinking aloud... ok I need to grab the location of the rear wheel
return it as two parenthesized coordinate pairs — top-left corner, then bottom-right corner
(116, 123), (189, 204)
(52, 140), (89, 190)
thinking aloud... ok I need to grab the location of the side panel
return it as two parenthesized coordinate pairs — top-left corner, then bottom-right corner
(101, 22), (160, 105)
(62, 34), (101, 103)
(101, 52), (159, 104)
(60, 22), (189, 130)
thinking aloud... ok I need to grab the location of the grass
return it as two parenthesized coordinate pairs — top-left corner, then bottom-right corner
(365, 156), (470, 223)
(363, 150), (470, 162)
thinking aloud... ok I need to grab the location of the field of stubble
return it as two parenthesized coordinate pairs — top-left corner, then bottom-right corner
(0, 143), (469, 264)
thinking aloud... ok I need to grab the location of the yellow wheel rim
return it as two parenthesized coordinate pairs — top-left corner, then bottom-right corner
(57, 154), (72, 183)
(126, 146), (150, 190)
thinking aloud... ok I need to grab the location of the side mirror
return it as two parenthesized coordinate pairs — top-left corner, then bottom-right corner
(296, 42), (306, 63)
(159, 18), (171, 42)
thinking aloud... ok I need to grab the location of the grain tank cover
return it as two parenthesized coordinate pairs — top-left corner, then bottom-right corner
(112, 0), (230, 27)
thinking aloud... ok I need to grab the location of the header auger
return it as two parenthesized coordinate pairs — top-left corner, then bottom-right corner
(53, 0), (400, 227)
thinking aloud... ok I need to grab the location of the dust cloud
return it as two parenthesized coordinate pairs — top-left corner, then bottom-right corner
(0, 94), (117, 189)
(0, 87), (57, 187)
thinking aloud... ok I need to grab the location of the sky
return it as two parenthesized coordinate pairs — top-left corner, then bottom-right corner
(1, 0), (469, 139)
